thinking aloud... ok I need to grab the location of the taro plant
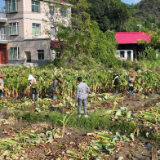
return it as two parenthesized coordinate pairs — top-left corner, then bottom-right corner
(1, 66), (160, 98)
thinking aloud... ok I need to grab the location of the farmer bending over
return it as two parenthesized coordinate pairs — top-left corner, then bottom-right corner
(50, 77), (62, 99)
(28, 75), (39, 100)
(76, 77), (90, 118)
(0, 74), (6, 98)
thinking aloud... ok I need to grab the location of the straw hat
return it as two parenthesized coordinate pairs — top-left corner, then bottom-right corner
(57, 77), (63, 83)
(0, 74), (6, 78)
(130, 73), (136, 77)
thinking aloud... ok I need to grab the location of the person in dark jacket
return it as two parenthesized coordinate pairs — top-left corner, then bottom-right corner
(50, 77), (62, 99)
(113, 72), (119, 93)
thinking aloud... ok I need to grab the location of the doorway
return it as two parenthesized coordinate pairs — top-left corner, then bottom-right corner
(127, 51), (131, 60)
(0, 48), (6, 64)
(25, 52), (31, 62)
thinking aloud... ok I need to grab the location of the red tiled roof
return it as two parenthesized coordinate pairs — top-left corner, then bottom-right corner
(115, 32), (152, 44)
(61, 0), (70, 4)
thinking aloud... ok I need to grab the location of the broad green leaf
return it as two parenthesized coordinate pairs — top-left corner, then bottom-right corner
(118, 157), (124, 160)
(126, 111), (132, 119)
(120, 107), (127, 111)
(130, 133), (134, 141)
(115, 110), (121, 117)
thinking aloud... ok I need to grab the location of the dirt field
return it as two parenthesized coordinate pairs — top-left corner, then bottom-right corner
(0, 93), (160, 160)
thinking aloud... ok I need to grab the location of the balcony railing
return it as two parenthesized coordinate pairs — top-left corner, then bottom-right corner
(0, 13), (6, 18)
(0, 34), (7, 40)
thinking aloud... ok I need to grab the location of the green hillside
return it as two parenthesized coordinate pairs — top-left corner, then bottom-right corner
(132, 0), (160, 31)
(134, 0), (160, 21)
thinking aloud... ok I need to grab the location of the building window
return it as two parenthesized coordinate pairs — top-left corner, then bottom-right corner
(8, 0), (18, 12)
(127, 51), (131, 59)
(0, 27), (6, 40)
(38, 50), (44, 60)
(9, 22), (19, 35)
(10, 47), (19, 59)
(32, 23), (41, 35)
(32, 0), (40, 13)
(49, 6), (54, 16)
(50, 27), (55, 36)
(120, 51), (125, 58)
(60, 6), (68, 17)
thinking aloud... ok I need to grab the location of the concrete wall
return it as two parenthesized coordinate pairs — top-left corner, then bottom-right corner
(8, 39), (54, 65)
(23, 0), (71, 39)
(5, 0), (24, 19)
(5, 0), (71, 41)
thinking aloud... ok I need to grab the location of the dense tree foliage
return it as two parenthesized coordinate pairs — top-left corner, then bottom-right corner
(83, 0), (133, 32)
(84, 0), (160, 32)
(63, 0), (160, 32)
(127, 0), (160, 32)
(54, 0), (117, 67)
(55, 0), (160, 64)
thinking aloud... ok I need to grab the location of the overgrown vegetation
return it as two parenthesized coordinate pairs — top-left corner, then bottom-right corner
(0, 65), (160, 159)
(1, 66), (160, 98)
(49, 0), (160, 67)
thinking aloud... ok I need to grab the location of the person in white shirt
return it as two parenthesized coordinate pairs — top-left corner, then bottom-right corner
(76, 77), (90, 118)
(28, 75), (38, 100)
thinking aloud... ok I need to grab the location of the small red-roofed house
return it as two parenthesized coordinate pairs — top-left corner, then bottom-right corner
(115, 32), (154, 61)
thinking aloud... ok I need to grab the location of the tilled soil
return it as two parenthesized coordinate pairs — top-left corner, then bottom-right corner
(88, 93), (160, 112)
(22, 128), (159, 160)
(0, 94), (160, 160)
(24, 128), (94, 160)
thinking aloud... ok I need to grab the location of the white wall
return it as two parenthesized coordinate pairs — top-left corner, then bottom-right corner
(115, 50), (134, 61)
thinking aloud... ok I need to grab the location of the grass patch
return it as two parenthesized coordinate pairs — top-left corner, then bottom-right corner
(17, 109), (136, 135)
(67, 110), (111, 130)
(108, 121), (136, 135)
(20, 112), (46, 123)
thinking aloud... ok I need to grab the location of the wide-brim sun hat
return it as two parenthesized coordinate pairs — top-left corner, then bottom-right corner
(57, 78), (63, 83)
(130, 73), (136, 77)
(0, 74), (6, 78)
(28, 74), (34, 80)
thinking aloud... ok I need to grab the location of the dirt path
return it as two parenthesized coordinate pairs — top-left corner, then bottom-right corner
(88, 93), (160, 113)
(109, 138), (158, 160)
(120, 93), (160, 111)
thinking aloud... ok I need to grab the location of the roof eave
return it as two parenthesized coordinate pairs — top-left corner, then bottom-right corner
(42, 0), (72, 6)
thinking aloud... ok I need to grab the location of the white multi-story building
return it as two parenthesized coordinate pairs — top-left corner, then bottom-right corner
(0, 0), (71, 65)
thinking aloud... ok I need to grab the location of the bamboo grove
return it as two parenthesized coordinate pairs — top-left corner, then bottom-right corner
(1, 66), (160, 98)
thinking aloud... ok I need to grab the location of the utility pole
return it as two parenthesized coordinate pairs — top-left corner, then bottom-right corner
(137, 24), (142, 32)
